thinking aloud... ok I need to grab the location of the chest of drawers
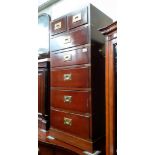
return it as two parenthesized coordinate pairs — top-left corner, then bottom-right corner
(49, 4), (112, 153)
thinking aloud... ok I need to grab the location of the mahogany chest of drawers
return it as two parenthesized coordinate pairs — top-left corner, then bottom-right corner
(49, 4), (112, 153)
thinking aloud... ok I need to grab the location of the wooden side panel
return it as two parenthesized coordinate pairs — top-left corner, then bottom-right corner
(99, 22), (117, 155)
(38, 61), (50, 130)
(38, 70), (45, 115)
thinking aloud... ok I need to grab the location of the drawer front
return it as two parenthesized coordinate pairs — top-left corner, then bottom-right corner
(38, 62), (49, 68)
(51, 46), (89, 67)
(68, 8), (88, 29)
(51, 67), (90, 88)
(51, 17), (67, 35)
(51, 109), (90, 139)
(51, 89), (90, 113)
(50, 26), (89, 51)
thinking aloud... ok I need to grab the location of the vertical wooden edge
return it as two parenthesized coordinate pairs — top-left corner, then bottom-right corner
(105, 38), (110, 155)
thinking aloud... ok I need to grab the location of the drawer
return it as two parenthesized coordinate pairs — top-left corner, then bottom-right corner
(50, 26), (89, 51)
(68, 7), (88, 29)
(51, 109), (90, 139)
(51, 46), (90, 67)
(50, 67), (90, 88)
(51, 89), (90, 113)
(38, 61), (49, 68)
(51, 16), (67, 35)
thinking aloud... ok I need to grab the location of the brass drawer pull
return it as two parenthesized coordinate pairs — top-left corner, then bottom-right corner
(64, 95), (72, 103)
(64, 36), (71, 44)
(54, 22), (61, 30)
(64, 54), (72, 61)
(64, 74), (72, 81)
(64, 117), (72, 126)
(72, 13), (81, 23)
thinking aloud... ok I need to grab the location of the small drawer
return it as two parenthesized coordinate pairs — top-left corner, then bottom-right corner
(50, 67), (90, 88)
(68, 7), (88, 29)
(51, 89), (90, 113)
(51, 17), (67, 35)
(50, 26), (89, 51)
(51, 46), (90, 67)
(51, 109), (90, 139)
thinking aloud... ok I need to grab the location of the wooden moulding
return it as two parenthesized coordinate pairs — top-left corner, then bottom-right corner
(98, 21), (117, 35)
(49, 128), (104, 153)
(38, 128), (104, 155)
(38, 129), (82, 155)
(98, 21), (117, 155)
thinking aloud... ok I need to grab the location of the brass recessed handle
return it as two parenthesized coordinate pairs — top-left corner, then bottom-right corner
(64, 95), (72, 103)
(64, 36), (71, 44)
(64, 74), (72, 81)
(72, 13), (81, 23)
(54, 22), (61, 30)
(64, 117), (72, 126)
(64, 54), (72, 61)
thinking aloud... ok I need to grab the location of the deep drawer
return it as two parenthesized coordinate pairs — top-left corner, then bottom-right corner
(50, 67), (90, 88)
(51, 46), (90, 67)
(51, 16), (67, 35)
(68, 7), (88, 30)
(51, 109), (90, 139)
(50, 26), (89, 51)
(51, 89), (90, 113)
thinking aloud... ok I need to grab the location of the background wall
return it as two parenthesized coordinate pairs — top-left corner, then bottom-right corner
(38, 0), (117, 21)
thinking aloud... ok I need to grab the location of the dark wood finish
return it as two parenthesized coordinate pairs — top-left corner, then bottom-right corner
(50, 67), (90, 88)
(51, 109), (90, 139)
(99, 21), (117, 155)
(50, 26), (89, 52)
(43, 3), (113, 154)
(39, 142), (78, 155)
(51, 16), (67, 35)
(51, 45), (90, 67)
(38, 129), (85, 155)
(49, 128), (104, 153)
(38, 61), (50, 130)
(68, 7), (88, 30)
(39, 143), (55, 155)
(38, 70), (45, 114)
(51, 89), (91, 113)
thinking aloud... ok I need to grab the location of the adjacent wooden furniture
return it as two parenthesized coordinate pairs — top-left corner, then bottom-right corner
(49, 4), (112, 154)
(38, 59), (50, 130)
(98, 21), (117, 155)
